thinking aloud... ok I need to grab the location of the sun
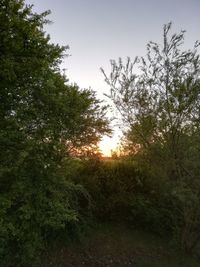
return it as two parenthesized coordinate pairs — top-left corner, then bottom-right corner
(99, 134), (120, 157)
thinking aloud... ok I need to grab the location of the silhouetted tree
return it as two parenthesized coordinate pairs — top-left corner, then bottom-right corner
(102, 23), (200, 252)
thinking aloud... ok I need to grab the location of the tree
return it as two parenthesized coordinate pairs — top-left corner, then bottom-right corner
(102, 22), (200, 178)
(0, 1), (110, 265)
(102, 23), (200, 252)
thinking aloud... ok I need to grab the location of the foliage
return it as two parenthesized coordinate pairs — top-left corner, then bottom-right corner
(76, 159), (147, 221)
(0, 1), (110, 266)
(0, 174), (91, 266)
(102, 23), (200, 163)
(102, 23), (200, 252)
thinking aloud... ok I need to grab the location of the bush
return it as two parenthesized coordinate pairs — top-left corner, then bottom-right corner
(0, 163), (91, 267)
(75, 157), (200, 255)
(75, 159), (150, 221)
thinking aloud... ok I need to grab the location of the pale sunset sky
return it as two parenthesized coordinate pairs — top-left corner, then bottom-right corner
(25, 0), (200, 156)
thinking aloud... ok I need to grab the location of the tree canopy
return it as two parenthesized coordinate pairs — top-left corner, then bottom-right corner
(102, 23), (200, 252)
(0, 1), (110, 265)
(102, 22), (200, 180)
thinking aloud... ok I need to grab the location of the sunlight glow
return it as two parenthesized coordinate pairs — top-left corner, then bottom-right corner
(99, 134), (120, 157)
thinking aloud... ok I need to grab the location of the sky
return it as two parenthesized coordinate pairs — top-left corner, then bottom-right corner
(25, 0), (200, 156)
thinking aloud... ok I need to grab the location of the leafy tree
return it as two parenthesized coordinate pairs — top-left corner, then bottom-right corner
(0, 0), (110, 266)
(102, 22), (200, 179)
(102, 23), (200, 252)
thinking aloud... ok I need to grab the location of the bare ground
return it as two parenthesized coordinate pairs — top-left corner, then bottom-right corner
(43, 223), (174, 267)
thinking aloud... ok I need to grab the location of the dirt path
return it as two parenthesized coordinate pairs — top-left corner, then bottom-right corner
(43, 223), (171, 267)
